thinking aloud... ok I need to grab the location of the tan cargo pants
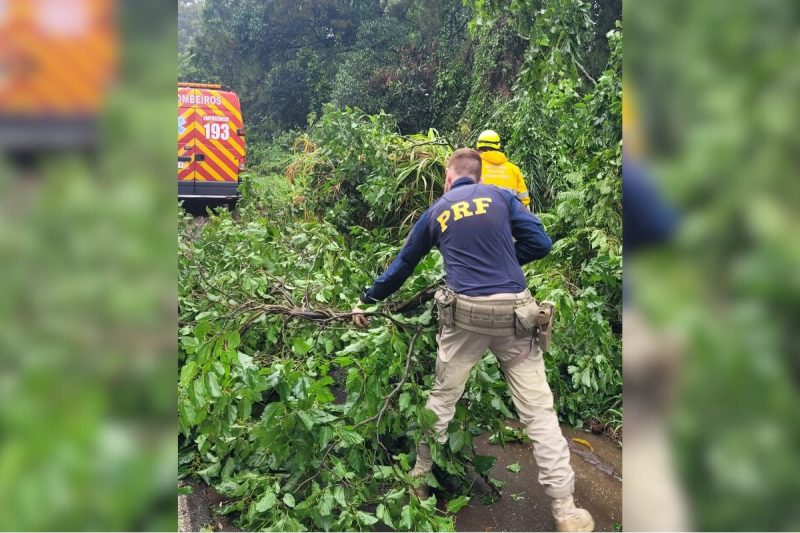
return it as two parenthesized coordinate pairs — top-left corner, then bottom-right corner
(424, 291), (575, 498)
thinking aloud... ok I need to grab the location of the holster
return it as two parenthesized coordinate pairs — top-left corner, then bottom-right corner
(513, 300), (541, 338)
(535, 300), (556, 352)
(433, 287), (456, 328)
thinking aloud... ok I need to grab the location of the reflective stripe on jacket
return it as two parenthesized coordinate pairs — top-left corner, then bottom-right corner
(480, 150), (530, 207)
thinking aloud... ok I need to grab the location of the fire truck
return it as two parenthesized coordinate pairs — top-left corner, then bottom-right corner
(178, 82), (246, 199)
(0, 0), (116, 152)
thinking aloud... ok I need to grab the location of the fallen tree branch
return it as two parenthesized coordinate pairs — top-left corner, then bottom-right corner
(236, 286), (439, 335)
(388, 286), (437, 313)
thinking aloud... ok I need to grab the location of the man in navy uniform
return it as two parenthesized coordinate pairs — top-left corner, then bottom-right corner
(352, 148), (594, 532)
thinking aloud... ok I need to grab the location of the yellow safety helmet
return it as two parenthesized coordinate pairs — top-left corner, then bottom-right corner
(476, 129), (501, 150)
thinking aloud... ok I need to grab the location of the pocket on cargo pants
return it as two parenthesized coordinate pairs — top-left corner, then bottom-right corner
(434, 329), (451, 382)
(427, 326), (491, 443)
(434, 326), (491, 388)
(434, 355), (447, 383)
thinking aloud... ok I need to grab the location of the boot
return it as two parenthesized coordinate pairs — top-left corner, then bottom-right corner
(408, 443), (432, 500)
(551, 495), (594, 532)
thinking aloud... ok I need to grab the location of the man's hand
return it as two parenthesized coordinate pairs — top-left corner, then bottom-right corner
(352, 300), (369, 328)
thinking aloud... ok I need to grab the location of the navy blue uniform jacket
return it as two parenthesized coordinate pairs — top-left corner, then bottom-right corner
(362, 177), (552, 303)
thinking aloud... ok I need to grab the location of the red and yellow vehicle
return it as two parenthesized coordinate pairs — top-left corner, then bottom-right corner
(178, 82), (246, 199)
(0, 0), (116, 151)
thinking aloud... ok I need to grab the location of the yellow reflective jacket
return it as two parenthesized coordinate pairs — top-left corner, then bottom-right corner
(479, 151), (530, 207)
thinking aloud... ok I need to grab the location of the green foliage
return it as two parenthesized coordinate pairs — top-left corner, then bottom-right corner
(178, 0), (622, 529)
(179, 191), (516, 530)
(180, 0), (368, 138)
(179, 0), (618, 141)
(457, 1), (624, 432)
(627, 1), (800, 529)
(292, 105), (451, 231)
(462, 17), (527, 130)
(178, 0), (205, 54)
(466, 0), (595, 90)
(520, 30), (623, 423)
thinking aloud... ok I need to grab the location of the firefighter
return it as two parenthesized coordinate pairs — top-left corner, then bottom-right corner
(352, 148), (594, 532)
(475, 129), (531, 208)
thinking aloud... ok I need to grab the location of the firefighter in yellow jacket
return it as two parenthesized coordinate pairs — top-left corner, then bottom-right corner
(476, 130), (531, 208)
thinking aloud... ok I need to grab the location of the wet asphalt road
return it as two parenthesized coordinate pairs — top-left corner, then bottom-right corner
(453, 423), (622, 532)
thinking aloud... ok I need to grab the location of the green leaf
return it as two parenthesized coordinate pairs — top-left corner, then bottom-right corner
(400, 504), (413, 529)
(356, 511), (379, 526)
(449, 430), (467, 453)
(261, 402), (284, 424)
(191, 377), (207, 408)
(337, 340), (364, 356)
(212, 361), (226, 376)
(373, 465), (396, 480)
(333, 355), (354, 367)
(430, 441), (443, 466)
(333, 486), (347, 507)
(255, 491), (277, 512)
(283, 493), (296, 508)
(293, 337), (313, 355)
(179, 361), (198, 389)
(472, 454), (497, 475)
(398, 391), (411, 411)
(297, 410), (315, 431)
(506, 463), (521, 473)
(580, 369), (592, 388)
(423, 472), (442, 489)
(194, 321), (212, 339)
(222, 330), (240, 351)
(308, 408), (337, 424)
(215, 481), (239, 496)
(419, 494), (437, 512)
(294, 496), (315, 511)
(337, 427), (364, 447)
(489, 478), (505, 489)
(179, 397), (198, 427)
(197, 462), (220, 484)
(318, 425), (334, 449)
(414, 309), (432, 324)
(417, 407), (438, 430)
(376, 503), (395, 528)
(238, 352), (256, 370)
(490, 396), (514, 418)
(206, 372), (222, 398)
(446, 495), (470, 513)
(318, 490), (334, 516)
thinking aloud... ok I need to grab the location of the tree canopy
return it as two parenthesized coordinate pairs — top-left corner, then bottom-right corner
(179, 0), (620, 141)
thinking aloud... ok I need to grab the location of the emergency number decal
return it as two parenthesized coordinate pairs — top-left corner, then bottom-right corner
(204, 123), (230, 141)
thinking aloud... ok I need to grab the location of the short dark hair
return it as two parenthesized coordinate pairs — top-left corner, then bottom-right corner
(447, 148), (482, 181)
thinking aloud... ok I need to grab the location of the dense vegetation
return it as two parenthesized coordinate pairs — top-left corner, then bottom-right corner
(626, 2), (800, 530)
(179, 0), (621, 530)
